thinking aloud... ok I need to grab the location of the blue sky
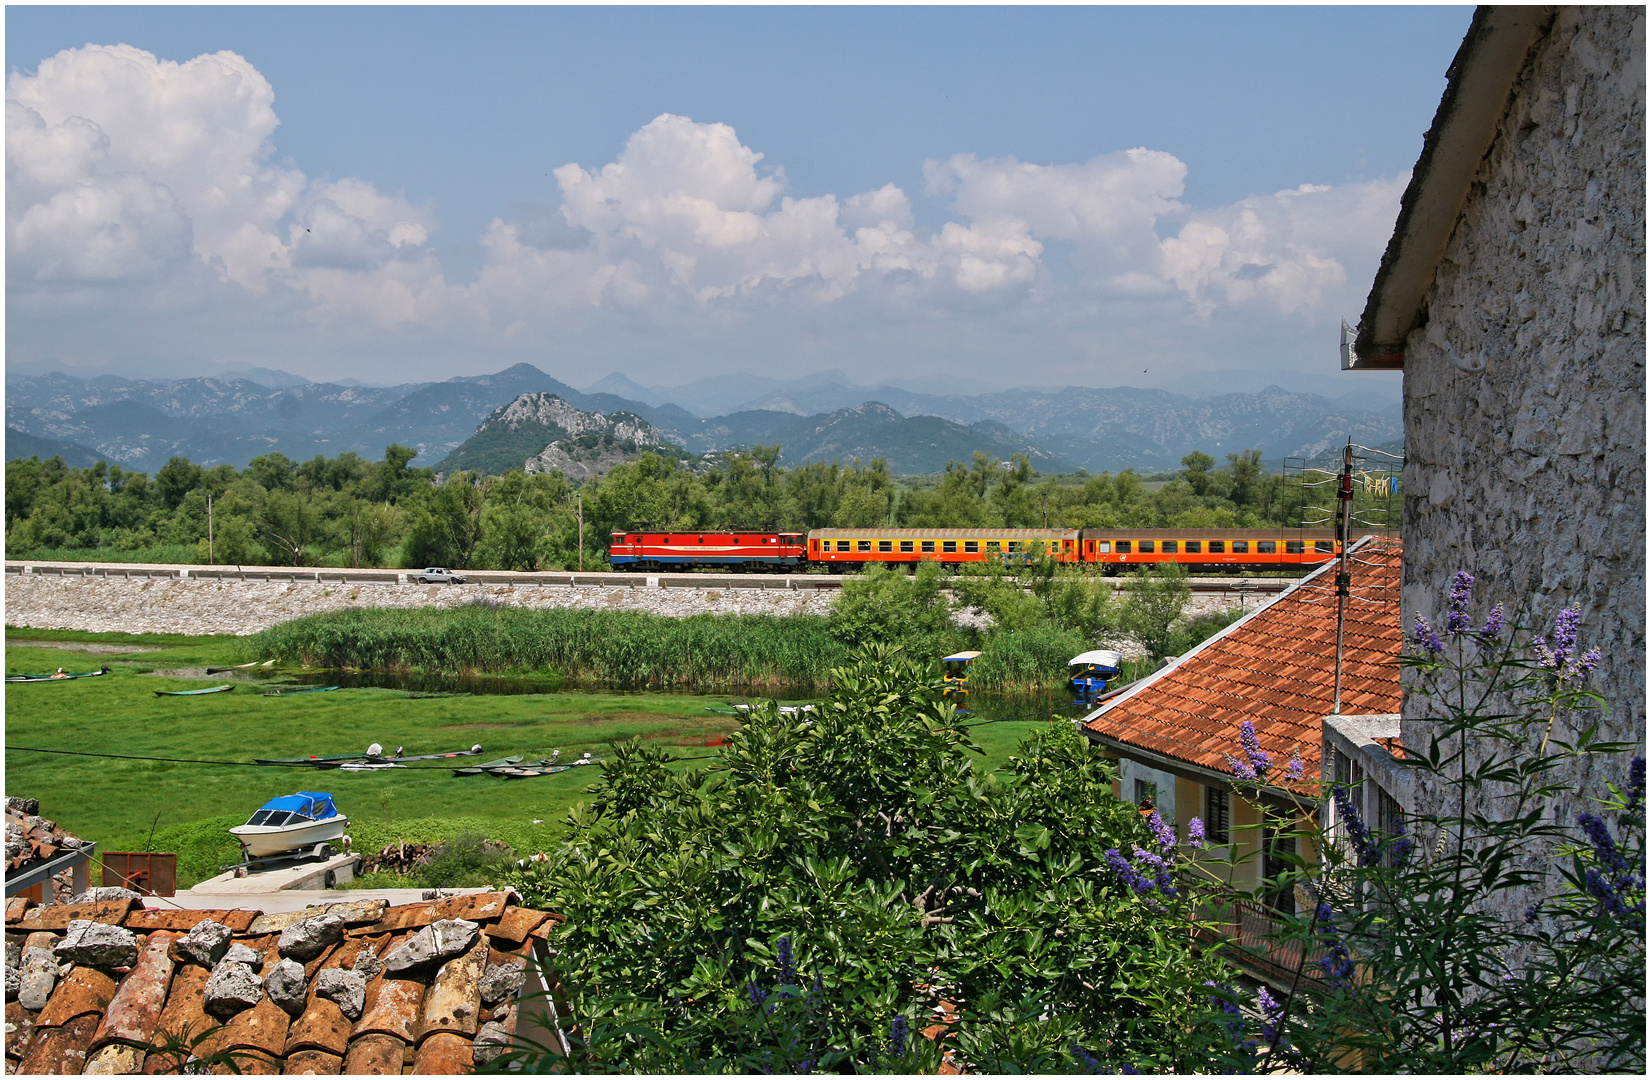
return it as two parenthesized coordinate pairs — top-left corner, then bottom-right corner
(6, 6), (1472, 399)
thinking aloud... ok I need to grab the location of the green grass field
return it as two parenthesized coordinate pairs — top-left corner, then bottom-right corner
(5, 629), (1065, 888)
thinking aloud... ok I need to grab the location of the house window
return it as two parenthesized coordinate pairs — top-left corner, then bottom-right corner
(1133, 778), (1158, 808)
(1376, 787), (1407, 866)
(879, 540), (893, 553)
(1208, 541), (1225, 553)
(1258, 541), (1277, 554)
(1232, 541), (1249, 553)
(1116, 541), (1132, 554)
(1139, 541), (1155, 553)
(1162, 541), (1177, 553)
(858, 541), (872, 552)
(964, 541), (978, 553)
(1286, 541), (1305, 554)
(1205, 787), (1231, 844)
(943, 541), (958, 553)
(1185, 541), (1201, 553)
(920, 541), (934, 553)
(1316, 540), (1335, 554)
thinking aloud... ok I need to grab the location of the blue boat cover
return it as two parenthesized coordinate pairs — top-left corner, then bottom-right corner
(256, 792), (338, 820)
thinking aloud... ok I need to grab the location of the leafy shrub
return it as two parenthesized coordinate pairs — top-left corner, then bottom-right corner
(418, 830), (515, 888)
(1167, 606), (1245, 656)
(969, 623), (1089, 690)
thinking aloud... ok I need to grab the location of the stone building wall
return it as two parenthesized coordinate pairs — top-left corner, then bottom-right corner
(1400, 7), (1645, 817)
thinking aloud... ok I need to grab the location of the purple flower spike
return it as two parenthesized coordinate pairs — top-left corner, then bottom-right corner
(1413, 613), (1446, 656)
(1535, 606), (1598, 685)
(1446, 571), (1475, 633)
(1147, 807), (1177, 851)
(1626, 757), (1645, 813)
(1285, 750), (1305, 782)
(1478, 603), (1505, 645)
(1187, 817), (1206, 849)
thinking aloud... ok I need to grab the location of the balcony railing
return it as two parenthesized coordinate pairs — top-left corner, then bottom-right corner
(1196, 895), (1329, 989)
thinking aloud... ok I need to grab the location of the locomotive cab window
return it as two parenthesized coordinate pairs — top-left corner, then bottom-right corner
(1286, 541), (1305, 554)
(1116, 541), (1131, 554)
(1139, 541), (1155, 553)
(1316, 540), (1335, 554)
(921, 541), (935, 553)
(858, 541), (872, 552)
(943, 541), (958, 553)
(900, 541), (914, 553)
(879, 541), (894, 553)
(1208, 540), (1224, 553)
(1232, 541), (1249, 553)
(964, 541), (979, 553)
(1162, 541), (1177, 553)
(1257, 541), (1276, 554)
(1185, 541), (1201, 553)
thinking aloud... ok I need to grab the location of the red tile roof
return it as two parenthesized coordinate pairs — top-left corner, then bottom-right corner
(4, 893), (565, 1075)
(1083, 538), (1402, 787)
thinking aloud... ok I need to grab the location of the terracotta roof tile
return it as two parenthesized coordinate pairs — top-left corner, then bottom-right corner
(414, 1031), (475, 1074)
(279, 1048), (342, 1074)
(340, 1031), (406, 1074)
(213, 1047), (280, 1074)
(36, 966), (119, 1030)
(1085, 540), (1402, 787)
(9, 897), (565, 1074)
(92, 931), (177, 1048)
(6, 898), (31, 924)
(14, 898), (140, 934)
(17, 1012), (101, 1074)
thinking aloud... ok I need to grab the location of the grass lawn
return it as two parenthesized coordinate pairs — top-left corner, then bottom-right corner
(5, 630), (1076, 888)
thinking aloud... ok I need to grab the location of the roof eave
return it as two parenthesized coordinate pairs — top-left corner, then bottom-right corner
(1347, 6), (1556, 371)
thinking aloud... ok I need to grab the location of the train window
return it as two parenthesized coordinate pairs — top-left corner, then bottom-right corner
(1162, 541), (1177, 553)
(858, 541), (872, 552)
(1258, 541), (1276, 554)
(698, 536), (705, 544)
(1095, 541), (1111, 553)
(837, 541), (851, 552)
(1316, 540), (1335, 554)
(1007, 542), (1020, 552)
(921, 541), (935, 553)
(1286, 541), (1305, 554)
(1139, 541), (1154, 553)
(986, 541), (1001, 553)
(1208, 541), (1224, 553)
(1232, 541), (1249, 553)
(1185, 541), (1201, 553)
(1116, 541), (1131, 554)
(964, 541), (978, 553)
(662, 537), (672, 543)
(900, 541), (914, 553)
(879, 541), (894, 553)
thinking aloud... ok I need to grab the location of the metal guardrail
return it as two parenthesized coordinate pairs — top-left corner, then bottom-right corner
(4, 842), (97, 899)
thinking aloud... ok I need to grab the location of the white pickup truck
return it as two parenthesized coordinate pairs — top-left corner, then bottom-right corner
(414, 567), (467, 585)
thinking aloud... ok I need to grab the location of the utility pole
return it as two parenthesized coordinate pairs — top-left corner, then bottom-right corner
(207, 494), (215, 565)
(1332, 442), (1353, 715)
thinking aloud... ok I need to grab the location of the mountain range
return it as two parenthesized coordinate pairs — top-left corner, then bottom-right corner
(5, 363), (1403, 477)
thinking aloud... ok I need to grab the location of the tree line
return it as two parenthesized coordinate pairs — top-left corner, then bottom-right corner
(4, 443), (1340, 570)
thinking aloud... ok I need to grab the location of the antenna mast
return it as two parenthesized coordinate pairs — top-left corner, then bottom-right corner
(1333, 441), (1354, 715)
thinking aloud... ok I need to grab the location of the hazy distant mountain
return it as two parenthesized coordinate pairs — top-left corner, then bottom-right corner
(3, 363), (683, 471)
(5, 428), (107, 468)
(438, 392), (686, 477)
(220, 366), (311, 388)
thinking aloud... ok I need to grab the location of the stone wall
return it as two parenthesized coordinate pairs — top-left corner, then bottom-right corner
(1400, 7), (1645, 814)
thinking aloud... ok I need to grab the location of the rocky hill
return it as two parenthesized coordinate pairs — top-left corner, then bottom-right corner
(440, 393), (691, 478)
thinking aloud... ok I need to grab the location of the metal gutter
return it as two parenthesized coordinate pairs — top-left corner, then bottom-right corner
(4, 842), (97, 898)
(1347, 6), (1555, 370)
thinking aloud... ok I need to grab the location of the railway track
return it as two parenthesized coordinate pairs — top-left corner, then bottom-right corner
(3, 560), (1294, 595)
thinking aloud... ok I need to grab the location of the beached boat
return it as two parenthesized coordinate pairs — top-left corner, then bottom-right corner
(7, 666), (110, 683)
(455, 755), (525, 775)
(228, 792), (348, 858)
(1069, 649), (1123, 706)
(154, 684), (233, 697)
(262, 685), (340, 697)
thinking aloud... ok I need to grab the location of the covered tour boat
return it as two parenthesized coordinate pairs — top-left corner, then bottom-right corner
(228, 792), (348, 858)
(1068, 649), (1124, 706)
(940, 651), (982, 697)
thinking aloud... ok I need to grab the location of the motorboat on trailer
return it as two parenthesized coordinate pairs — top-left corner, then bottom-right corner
(229, 792), (349, 859)
(1069, 649), (1124, 706)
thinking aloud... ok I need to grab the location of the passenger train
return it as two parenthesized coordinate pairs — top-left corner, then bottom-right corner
(609, 527), (1354, 573)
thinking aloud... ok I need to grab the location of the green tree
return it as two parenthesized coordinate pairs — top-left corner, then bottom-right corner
(1180, 450), (1216, 497)
(1120, 562), (1191, 659)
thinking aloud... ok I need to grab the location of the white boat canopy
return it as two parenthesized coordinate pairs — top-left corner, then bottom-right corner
(942, 651), (984, 662)
(1068, 650), (1123, 670)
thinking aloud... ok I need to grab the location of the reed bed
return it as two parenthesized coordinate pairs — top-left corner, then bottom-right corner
(252, 606), (849, 688)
